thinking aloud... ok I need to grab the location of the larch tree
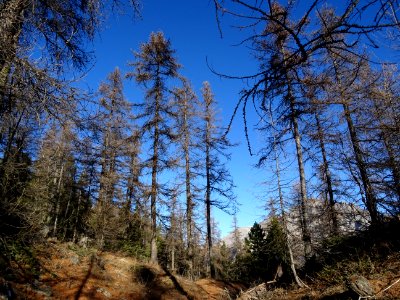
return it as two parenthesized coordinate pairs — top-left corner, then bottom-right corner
(252, 2), (313, 259)
(123, 127), (147, 251)
(301, 80), (339, 236)
(127, 31), (181, 264)
(370, 66), (400, 206)
(94, 67), (131, 248)
(261, 94), (306, 287)
(173, 79), (202, 278)
(24, 120), (84, 241)
(201, 81), (236, 278)
(318, 9), (380, 226)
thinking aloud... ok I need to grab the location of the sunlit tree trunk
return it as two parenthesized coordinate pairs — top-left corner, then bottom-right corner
(150, 100), (160, 264)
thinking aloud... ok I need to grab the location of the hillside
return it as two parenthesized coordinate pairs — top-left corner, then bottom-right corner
(0, 240), (245, 300)
(1, 230), (400, 300)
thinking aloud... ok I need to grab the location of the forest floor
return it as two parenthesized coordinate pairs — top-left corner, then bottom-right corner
(1, 240), (245, 299)
(1, 240), (400, 299)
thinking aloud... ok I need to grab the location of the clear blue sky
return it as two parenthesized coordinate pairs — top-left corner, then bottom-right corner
(81, 1), (279, 237)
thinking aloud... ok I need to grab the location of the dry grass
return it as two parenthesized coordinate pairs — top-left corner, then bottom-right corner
(2, 237), (399, 299)
(3, 240), (243, 299)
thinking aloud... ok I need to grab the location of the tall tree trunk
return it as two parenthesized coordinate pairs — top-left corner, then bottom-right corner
(280, 44), (312, 259)
(275, 144), (307, 288)
(205, 118), (213, 278)
(170, 193), (177, 272)
(183, 102), (194, 278)
(62, 186), (73, 240)
(288, 91), (312, 260)
(329, 56), (380, 227)
(315, 113), (338, 235)
(52, 162), (64, 237)
(150, 92), (160, 264)
(97, 131), (110, 248)
(269, 97), (307, 287)
(72, 189), (82, 243)
(342, 101), (379, 226)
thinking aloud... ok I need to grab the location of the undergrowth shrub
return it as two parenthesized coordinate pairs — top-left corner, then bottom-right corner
(0, 239), (40, 280)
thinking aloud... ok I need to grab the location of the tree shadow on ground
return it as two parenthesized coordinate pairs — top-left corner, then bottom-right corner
(161, 266), (194, 300)
(133, 265), (193, 300)
(74, 254), (95, 300)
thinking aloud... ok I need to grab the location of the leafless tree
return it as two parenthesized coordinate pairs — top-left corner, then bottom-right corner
(201, 81), (236, 278)
(127, 32), (181, 263)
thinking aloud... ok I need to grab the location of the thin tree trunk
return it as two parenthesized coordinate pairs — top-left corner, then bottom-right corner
(183, 103), (194, 278)
(269, 97), (307, 288)
(205, 117), (213, 278)
(72, 189), (82, 243)
(150, 90), (160, 264)
(288, 93), (312, 259)
(276, 144), (305, 287)
(62, 187), (72, 240)
(315, 113), (338, 235)
(342, 101), (379, 226)
(170, 193), (177, 272)
(280, 45), (312, 260)
(52, 163), (64, 237)
(97, 132), (110, 248)
(329, 56), (380, 227)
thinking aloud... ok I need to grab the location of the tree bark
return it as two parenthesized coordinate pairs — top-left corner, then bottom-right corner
(315, 113), (338, 235)
(342, 101), (379, 226)
(150, 86), (161, 264)
(184, 107), (194, 277)
(205, 112), (214, 278)
(270, 106), (307, 288)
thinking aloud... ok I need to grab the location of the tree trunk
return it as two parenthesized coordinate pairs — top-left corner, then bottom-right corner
(270, 100), (307, 288)
(328, 55), (379, 227)
(342, 101), (379, 226)
(72, 189), (82, 243)
(205, 117), (213, 278)
(150, 91), (160, 264)
(183, 103), (194, 278)
(288, 93), (312, 259)
(315, 113), (338, 235)
(52, 162), (64, 237)
(279, 44), (312, 260)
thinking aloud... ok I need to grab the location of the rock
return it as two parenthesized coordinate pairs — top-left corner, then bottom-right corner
(78, 236), (91, 248)
(35, 287), (52, 299)
(346, 275), (374, 297)
(96, 287), (111, 298)
(237, 283), (268, 300)
(70, 255), (80, 265)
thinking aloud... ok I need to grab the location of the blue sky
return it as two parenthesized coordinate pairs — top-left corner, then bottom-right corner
(80, 1), (289, 237)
